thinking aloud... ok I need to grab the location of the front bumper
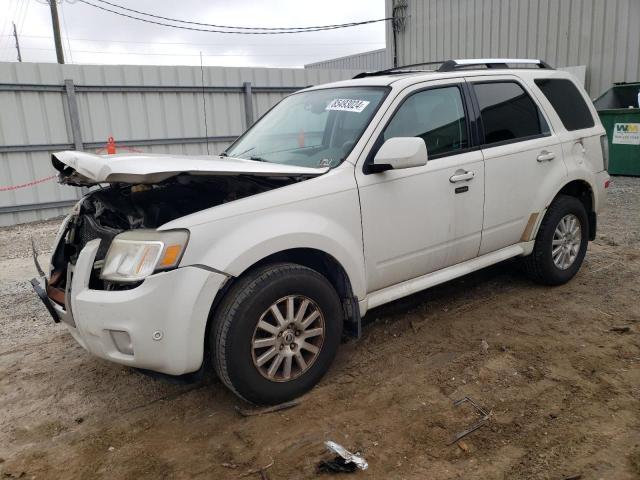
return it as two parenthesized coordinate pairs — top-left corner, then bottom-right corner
(33, 239), (228, 375)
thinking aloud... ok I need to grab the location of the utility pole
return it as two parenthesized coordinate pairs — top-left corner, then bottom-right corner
(12, 22), (22, 62)
(48, 0), (65, 64)
(392, 0), (408, 68)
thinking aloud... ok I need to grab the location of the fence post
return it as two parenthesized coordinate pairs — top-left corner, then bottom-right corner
(242, 81), (254, 129)
(64, 79), (83, 151)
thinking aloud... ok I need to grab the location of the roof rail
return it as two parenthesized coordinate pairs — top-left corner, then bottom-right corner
(352, 58), (553, 79)
(437, 58), (553, 71)
(352, 60), (445, 79)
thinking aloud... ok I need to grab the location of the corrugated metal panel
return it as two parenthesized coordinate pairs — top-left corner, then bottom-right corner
(305, 49), (391, 71)
(0, 63), (360, 226)
(391, 0), (640, 97)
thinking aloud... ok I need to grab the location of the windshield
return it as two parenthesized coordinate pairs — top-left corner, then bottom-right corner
(225, 87), (387, 168)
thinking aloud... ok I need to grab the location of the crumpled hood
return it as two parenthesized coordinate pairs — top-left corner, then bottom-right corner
(52, 151), (328, 186)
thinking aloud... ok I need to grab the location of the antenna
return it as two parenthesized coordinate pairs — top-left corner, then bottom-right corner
(199, 52), (210, 155)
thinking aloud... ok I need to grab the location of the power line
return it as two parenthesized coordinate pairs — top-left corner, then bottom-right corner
(20, 46), (376, 57)
(0, 33), (385, 47)
(59, 0), (74, 63)
(90, 0), (391, 31)
(0, 0), (19, 53)
(75, 0), (392, 35)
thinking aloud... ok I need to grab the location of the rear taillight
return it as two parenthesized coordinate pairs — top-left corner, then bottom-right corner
(600, 134), (609, 171)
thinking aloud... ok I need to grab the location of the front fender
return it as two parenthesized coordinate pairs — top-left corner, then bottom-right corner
(172, 190), (367, 300)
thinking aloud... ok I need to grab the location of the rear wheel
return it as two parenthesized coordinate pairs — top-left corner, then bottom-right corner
(523, 195), (589, 285)
(211, 263), (342, 405)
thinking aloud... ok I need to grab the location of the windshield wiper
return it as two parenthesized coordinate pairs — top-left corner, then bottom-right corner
(231, 146), (256, 158)
(249, 156), (269, 163)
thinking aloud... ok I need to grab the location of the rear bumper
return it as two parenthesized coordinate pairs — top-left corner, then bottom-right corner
(34, 239), (228, 375)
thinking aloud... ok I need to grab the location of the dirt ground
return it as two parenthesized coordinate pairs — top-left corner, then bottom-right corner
(1, 177), (639, 480)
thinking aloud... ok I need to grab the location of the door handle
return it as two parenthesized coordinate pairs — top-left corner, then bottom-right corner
(449, 170), (475, 183)
(537, 150), (555, 162)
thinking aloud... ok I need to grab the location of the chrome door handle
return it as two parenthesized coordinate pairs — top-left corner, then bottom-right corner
(449, 171), (475, 183)
(537, 150), (555, 162)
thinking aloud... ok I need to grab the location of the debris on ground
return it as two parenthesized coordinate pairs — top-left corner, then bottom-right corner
(448, 396), (491, 445)
(317, 441), (368, 473)
(562, 474), (582, 480)
(457, 440), (470, 453)
(610, 325), (631, 333)
(235, 399), (300, 417)
(237, 458), (274, 478)
(480, 339), (490, 354)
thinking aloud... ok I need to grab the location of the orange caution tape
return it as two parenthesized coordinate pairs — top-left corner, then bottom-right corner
(0, 175), (57, 192)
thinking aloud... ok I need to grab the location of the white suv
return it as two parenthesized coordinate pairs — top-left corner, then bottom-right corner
(33, 59), (610, 405)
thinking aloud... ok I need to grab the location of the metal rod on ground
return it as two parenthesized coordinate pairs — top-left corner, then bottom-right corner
(12, 22), (22, 62)
(48, 0), (65, 64)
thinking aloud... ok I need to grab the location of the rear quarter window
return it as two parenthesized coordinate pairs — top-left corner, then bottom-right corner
(534, 78), (595, 131)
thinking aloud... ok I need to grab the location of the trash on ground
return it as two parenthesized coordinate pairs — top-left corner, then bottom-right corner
(480, 339), (489, 354)
(237, 458), (274, 478)
(610, 325), (631, 333)
(317, 441), (368, 473)
(562, 474), (582, 480)
(448, 396), (491, 445)
(457, 440), (470, 453)
(235, 399), (300, 417)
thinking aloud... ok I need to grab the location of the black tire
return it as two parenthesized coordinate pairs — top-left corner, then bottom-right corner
(211, 262), (343, 405)
(523, 194), (589, 286)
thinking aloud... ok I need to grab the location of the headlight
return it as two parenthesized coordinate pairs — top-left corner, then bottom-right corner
(100, 229), (189, 283)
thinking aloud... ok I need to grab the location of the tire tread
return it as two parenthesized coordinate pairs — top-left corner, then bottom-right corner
(523, 194), (588, 285)
(212, 262), (332, 403)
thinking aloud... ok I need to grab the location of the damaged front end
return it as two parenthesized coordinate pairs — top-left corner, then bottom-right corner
(33, 151), (326, 323)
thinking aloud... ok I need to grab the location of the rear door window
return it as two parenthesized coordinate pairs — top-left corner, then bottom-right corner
(534, 78), (595, 131)
(473, 81), (550, 145)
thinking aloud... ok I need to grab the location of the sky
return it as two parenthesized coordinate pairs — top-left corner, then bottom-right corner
(0, 0), (387, 68)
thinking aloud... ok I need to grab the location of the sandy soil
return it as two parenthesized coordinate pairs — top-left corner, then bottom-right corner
(1, 178), (639, 480)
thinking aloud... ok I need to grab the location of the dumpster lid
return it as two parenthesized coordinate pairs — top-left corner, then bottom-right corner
(594, 82), (640, 111)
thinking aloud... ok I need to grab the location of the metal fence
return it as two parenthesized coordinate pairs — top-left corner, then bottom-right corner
(0, 62), (360, 226)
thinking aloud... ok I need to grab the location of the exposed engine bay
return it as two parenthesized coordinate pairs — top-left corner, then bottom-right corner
(47, 173), (299, 298)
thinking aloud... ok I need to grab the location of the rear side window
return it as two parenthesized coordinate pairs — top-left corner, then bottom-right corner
(474, 81), (549, 145)
(383, 86), (468, 157)
(534, 78), (595, 131)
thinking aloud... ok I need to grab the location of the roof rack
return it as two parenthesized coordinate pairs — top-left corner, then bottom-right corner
(352, 60), (445, 79)
(352, 58), (553, 79)
(438, 58), (553, 71)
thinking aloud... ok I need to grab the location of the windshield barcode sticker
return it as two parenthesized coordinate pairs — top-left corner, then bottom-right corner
(326, 98), (370, 113)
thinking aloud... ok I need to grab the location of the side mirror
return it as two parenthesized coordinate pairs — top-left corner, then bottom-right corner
(371, 137), (428, 172)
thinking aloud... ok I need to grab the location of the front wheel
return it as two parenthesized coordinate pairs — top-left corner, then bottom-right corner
(523, 194), (589, 285)
(211, 263), (343, 405)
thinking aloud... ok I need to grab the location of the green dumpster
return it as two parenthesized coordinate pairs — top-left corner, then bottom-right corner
(594, 82), (640, 176)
